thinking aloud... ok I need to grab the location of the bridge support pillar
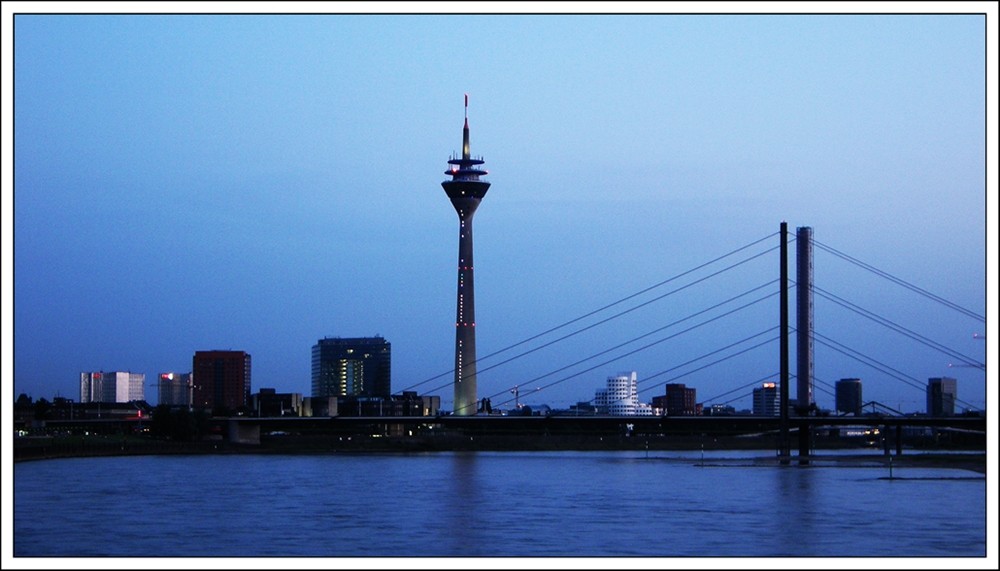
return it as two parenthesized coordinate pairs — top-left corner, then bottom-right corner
(779, 222), (790, 465)
(882, 423), (891, 456)
(798, 422), (810, 465)
(228, 420), (260, 445)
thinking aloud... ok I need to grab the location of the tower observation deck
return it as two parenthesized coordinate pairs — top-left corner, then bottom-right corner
(442, 95), (491, 416)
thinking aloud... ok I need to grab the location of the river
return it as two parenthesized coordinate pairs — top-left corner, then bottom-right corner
(13, 449), (987, 559)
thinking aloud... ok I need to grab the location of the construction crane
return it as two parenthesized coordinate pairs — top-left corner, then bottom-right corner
(948, 362), (986, 370)
(947, 334), (986, 369)
(510, 385), (541, 410)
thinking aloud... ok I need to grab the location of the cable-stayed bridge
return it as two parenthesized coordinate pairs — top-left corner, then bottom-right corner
(340, 221), (986, 458)
(402, 223), (986, 418)
(139, 222), (988, 459)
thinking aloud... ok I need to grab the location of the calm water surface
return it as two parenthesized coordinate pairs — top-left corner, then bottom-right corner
(14, 450), (986, 557)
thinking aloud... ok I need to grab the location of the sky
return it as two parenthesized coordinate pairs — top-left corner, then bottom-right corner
(3, 4), (996, 416)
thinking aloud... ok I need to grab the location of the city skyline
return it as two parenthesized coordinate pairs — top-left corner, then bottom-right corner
(25, 365), (972, 419)
(5, 8), (993, 416)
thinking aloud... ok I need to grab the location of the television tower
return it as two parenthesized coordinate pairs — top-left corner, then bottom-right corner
(442, 94), (491, 416)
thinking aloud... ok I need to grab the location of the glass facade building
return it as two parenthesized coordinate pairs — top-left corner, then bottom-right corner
(926, 377), (957, 417)
(79, 371), (145, 403)
(311, 337), (391, 398)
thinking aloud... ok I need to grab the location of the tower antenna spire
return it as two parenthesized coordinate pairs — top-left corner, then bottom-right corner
(462, 93), (471, 160)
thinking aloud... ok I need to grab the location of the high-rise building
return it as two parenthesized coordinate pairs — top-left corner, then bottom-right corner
(80, 371), (145, 403)
(441, 95), (491, 416)
(927, 377), (957, 417)
(192, 350), (251, 412)
(311, 336), (391, 398)
(835, 378), (863, 416)
(157, 372), (194, 408)
(653, 383), (698, 416)
(594, 372), (653, 416)
(752, 382), (779, 416)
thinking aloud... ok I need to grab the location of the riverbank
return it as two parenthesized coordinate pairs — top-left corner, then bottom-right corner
(12, 433), (988, 474)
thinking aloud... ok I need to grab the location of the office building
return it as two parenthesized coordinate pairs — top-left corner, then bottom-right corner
(835, 378), (863, 416)
(80, 371), (144, 403)
(192, 350), (252, 412)
(594, 372), (653, 416)
(335, 391), (441, 418)
(302, 396), (338, 417)
(157, 372), (193, 407)
(312, 336), (391, 398)
(652, 383), (699, 416)
(752, 382), (779, 416)
(926, 377), (957, 417)
(252, 388), (303, 417)
(441, 95), (491, 416)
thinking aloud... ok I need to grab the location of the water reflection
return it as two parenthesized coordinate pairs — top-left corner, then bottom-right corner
(442, 452), (486, 555)
(14, 452), (985, 557)
(772, 466), (818, 556)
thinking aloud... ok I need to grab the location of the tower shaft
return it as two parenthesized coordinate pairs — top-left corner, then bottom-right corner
(442, 96), (490, 416)
(452, 197), (479, 416)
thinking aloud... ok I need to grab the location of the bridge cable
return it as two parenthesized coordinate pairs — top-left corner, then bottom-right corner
(701, 373), (780, 406)
(813, 332), (981, 411)
(814, 286), (984, 369)
(809, 376), (837, 400)
(480, 290), (779, 409)
(636, 329), (780, 396)
(604, 331), (780, 411)
(715, 391), (754, 408)
(813, 240), (985, 323)
(459, 272), (779, 402)
(492, 324), (779, 410)
(813, 332), (930, 393)
(399, 232), (779, 394)
(566, 329), (779, 411)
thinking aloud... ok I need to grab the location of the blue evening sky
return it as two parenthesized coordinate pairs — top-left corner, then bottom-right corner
(5, 6), (995, 414)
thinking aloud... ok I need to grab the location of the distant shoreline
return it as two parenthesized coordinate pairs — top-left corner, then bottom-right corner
(13, 434), (987, 474)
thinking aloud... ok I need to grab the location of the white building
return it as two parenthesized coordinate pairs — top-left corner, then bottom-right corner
(594, 371), (653, 416)
(80, 371), (145, 403)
